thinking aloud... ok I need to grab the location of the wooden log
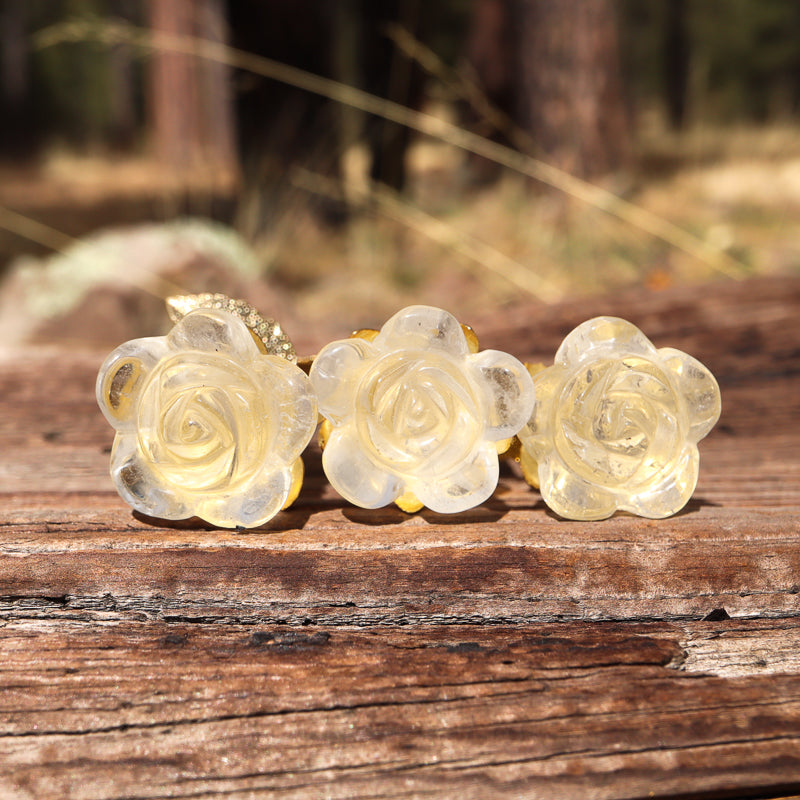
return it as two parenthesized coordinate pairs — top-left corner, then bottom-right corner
(1, 274), (800, 799)
(2, 620), (800, 799)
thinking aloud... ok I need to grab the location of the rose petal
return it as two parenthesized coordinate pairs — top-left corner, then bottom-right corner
(412, 445), (499, 514)
(197, 464), (292, 528)
(322, 429), (402, 508)
(469, 349), (535, 440)
(376, 305), (469, 356)
(556, 317), (657, 368)
(538, 456), (618, 520)
(310, 337), (375, 425)
(109, 434), (189, 520)
(252, 356), (317, 462)
(659, 347), (721, 442)
(96, 336), (169, 429)
(622, 445), (699, 518)
(167, 308), (257, 358)
(519, 364), (564, 458)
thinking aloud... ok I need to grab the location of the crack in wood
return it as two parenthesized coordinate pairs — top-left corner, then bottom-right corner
(3, 596), (800, 628)
(0, 681), (548, 739)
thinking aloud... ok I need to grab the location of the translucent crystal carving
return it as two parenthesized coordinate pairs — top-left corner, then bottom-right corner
(517, 316), (721, 520)
(96, 308), (317, 528)
(310, 305), (535, 513)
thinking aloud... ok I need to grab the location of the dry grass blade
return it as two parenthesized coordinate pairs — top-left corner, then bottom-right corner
(0, 203), (75, 253)
(0, 203), (184, 301)
(384, 24), (752, 281)
(384, 22), (537, 156)
(33, 18), (748, 279)
(292, 168), (561, 302)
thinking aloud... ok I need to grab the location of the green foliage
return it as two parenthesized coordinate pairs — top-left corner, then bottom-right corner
(619, 0), (800, 123)
(15, 0), (145, 151)
(691, 0), (800, 119)
(36, 1), (109, 144)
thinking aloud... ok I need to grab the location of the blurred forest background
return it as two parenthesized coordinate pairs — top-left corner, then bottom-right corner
(1, 0), (799, 347)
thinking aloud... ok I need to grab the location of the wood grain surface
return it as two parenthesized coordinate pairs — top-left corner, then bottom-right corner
(1, 275), (800, 799)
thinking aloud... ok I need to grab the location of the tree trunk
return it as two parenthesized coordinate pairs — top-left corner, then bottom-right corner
(147, 0), (236, 172)
(461, 0), (517, 184)
(0, 0), (35, 156)
(361, 0), (426, 191)
(194, 0), (237, 171)
(510, 0), (631, 179)
(148, 0), (196, 166)
(107, 0), (139, 151)
(664, 0), (689, 130)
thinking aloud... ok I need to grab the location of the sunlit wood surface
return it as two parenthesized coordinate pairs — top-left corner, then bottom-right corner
(1, 275), (799, 799)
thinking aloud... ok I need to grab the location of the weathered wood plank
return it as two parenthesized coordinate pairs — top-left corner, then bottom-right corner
(1, 275), (800, 799)
(0, 501), (798, 625)
(681, 617), (800, 677)
(0, 276), (798, 625)
(476, 274), (800, 376)
(2, 620), (800, 800)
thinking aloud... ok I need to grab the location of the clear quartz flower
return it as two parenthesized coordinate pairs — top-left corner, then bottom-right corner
(518, 316), (721, 520)
(96, 308), (317, 528)
(310, 305), (536, 513)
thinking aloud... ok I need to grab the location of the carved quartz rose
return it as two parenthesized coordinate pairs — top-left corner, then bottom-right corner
(96, 308), (317, 528)
(310, 305), (535, 513)
(517, 317), (721, 520)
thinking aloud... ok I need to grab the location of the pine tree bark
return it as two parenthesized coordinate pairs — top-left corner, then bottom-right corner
(148, 0), (196, 166)
(461, 0), (517, 183)
(147, 0), (236, 172)
(194, 0), (237, 171)
(510, 0), (631, 179)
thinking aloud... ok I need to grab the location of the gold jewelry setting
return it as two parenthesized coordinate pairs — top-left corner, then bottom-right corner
(96, 298), (721, 526)
(516, 317), (721, 520)
(309, 305), (536, 514)
(96, 296), (316, 528)
(166, 293), (296, 361)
